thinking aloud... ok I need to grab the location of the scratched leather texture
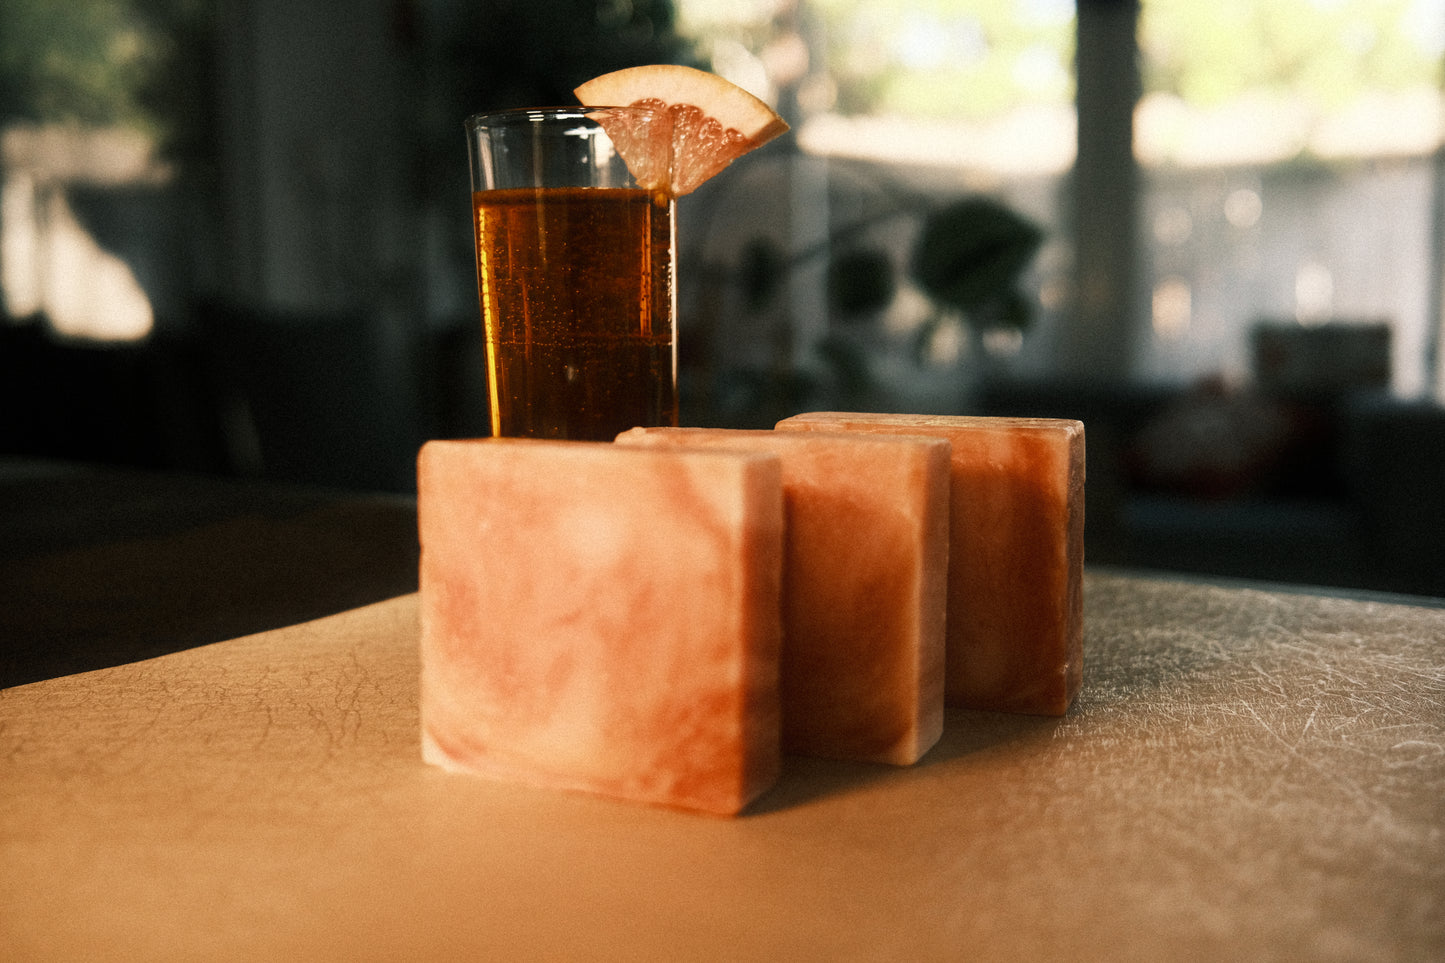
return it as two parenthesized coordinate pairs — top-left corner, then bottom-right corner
(3, 572), (1441, 961)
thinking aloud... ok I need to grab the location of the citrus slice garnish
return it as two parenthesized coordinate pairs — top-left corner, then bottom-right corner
(575, 64), (790, 197)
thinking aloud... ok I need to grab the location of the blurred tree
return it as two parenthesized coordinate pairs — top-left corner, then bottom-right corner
(0, 0), (163, 128)
(802, 0), (1075, 120)
(0, 0), (216, 162)
(1141, 0), (1443, 108)
(685, 0), (1442, 123)
(0, 0), (206, 129)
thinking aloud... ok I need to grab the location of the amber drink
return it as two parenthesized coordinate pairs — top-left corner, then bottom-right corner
(465, 108), (676, 440)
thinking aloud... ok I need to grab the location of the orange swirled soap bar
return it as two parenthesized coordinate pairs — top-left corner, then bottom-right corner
(617, 427), (950, 766)
(776, 413), (1086, 716)
(417, 438), (784, 816)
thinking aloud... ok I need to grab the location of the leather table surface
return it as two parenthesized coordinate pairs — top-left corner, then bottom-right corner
(3, 570), (1441, 961)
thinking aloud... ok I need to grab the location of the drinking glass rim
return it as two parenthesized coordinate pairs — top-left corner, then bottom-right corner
(464, 105), (660, 129)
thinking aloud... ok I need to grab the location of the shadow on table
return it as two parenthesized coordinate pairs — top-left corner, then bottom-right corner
(752, 710), (1063, 814)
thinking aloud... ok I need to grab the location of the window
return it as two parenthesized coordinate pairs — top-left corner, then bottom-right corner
(674, 0), (1445, 402)
(1135, 0), (1445, 396)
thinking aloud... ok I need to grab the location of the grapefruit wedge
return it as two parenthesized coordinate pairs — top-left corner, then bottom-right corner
(575, 64), (790, 197)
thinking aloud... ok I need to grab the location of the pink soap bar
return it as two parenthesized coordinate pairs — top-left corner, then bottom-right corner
(417, 438), (784, 816)
(777, 413), (1085, 716)
(617, 427), (949, 765)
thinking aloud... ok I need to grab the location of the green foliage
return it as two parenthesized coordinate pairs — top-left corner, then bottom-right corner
(1140, 0), (1442, 108)
(0, 0), (215, 161)
(691, 0), (1440, 121)
(0, 0), (157, 127)
(740, 187), (1044, 341)
(805, 0), (1075, 120)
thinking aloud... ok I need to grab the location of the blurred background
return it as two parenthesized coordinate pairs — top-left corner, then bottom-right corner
(1, 0), (1442, 596)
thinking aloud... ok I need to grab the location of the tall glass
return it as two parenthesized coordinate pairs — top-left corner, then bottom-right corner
(464, 107), (677, 440)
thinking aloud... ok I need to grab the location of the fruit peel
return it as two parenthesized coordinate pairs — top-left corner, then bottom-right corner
(575, 64), (789, 197)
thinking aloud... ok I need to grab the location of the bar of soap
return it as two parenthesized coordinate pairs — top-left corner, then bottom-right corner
(617, 427), (949, 765)
(776, 412), (1085, 716)
(417, 438), (784, 816)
